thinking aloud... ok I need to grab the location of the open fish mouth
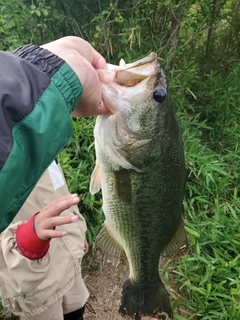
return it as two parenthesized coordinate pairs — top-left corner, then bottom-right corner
(97, 53), (167, 114)
(115, 52), (160, 87)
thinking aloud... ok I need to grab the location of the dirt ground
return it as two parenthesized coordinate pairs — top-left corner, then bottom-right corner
(82, 252), (190, 320)
(82, 253), (133, 320)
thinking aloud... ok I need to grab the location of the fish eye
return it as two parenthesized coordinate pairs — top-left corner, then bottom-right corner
(153, 89), (167, 103)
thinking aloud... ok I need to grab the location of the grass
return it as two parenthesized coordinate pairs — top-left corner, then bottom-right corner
(166, 65), (240, 319)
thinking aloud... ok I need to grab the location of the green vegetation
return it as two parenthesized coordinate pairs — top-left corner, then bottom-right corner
(167, 67), (240, 319)
(1, 0), (240, 319)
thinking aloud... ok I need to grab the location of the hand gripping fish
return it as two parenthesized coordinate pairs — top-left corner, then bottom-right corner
(90, 53), (188, 320)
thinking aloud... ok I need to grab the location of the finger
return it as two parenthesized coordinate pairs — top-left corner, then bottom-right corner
(42, 194), (79, 218)
(40, 228), (69, 239)
(60, 36), (107, 69)
(35, 214), (79, 240)
(92, 48), (107, 70)
(41, 37), (106, 71)
(72, 61), (109, 117)
(94, 100), (109, 115)
(41, 214), (79, 230)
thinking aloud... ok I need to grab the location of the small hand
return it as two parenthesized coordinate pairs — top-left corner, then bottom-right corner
(34, 194), (80, 240)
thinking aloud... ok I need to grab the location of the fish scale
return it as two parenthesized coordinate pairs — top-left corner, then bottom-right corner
(90, 53), (188, 319)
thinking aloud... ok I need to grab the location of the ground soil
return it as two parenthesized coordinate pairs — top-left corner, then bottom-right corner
(82, 251), (191, 320)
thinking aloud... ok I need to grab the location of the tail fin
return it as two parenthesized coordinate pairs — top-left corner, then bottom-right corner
(119, 278), (173, 320)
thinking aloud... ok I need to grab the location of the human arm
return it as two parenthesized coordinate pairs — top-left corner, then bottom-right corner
(0, 37), (108, 231)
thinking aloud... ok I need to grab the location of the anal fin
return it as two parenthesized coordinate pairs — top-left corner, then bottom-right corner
(162, 219), (188, 259)
(94, 224), (125, 264)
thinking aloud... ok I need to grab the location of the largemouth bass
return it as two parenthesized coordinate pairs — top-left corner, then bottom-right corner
(90, 53), (188, 319)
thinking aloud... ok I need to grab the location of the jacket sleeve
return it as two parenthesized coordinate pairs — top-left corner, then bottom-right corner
(0, 45), (83, 232)
(16, 214), (51, 260)
(0, 221), (52, 298)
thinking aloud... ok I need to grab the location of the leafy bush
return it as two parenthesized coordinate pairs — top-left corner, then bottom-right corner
(0, 0), (50, 51)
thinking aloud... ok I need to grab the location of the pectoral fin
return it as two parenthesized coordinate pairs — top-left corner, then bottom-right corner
(90, 160), (102, 194)
(162, 219), (188, 259)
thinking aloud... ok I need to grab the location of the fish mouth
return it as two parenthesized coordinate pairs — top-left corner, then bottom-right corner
(115, 52), (160, 87)
(97, 53), (166, 114)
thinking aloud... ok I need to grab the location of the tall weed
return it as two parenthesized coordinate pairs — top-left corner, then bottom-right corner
(169, 64), (240, 318)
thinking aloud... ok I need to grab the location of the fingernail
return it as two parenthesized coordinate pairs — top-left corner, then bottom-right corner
(61, 231), (68, 236)
(71, 215), (78, 222)
(71, 194), (79, 203)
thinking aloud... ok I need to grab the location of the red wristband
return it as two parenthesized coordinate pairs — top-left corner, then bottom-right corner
(16, 213), (51, 260)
